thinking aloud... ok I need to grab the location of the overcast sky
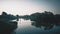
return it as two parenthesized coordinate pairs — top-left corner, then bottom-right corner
(0, 0), (60, 15)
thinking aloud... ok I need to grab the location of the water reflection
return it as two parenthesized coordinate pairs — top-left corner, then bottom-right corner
(32, 21), (54, 30)
(16, 19), (60, 34)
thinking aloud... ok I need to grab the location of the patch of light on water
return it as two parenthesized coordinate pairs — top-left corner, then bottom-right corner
(15, 19), (43, 34)
(18, 19), (31, 26)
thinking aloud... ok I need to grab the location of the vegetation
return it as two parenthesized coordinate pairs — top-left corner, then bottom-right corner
(0, 12), (17, 34)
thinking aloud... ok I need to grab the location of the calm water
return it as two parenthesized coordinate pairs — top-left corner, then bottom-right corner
(14, 19), (60, 34)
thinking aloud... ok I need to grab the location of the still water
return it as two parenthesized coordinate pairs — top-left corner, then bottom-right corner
(14, 19), (60, 34)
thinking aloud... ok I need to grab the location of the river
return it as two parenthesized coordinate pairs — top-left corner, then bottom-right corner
(14, 19), (60, 34)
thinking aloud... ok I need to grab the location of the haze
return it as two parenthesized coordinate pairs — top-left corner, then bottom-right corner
(0, 0), (60, 15)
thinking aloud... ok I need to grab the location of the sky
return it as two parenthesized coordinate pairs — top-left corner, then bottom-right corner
(0, 0), (60, 15)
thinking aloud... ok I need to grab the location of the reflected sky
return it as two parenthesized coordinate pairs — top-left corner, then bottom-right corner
(15, 19), (60, 34)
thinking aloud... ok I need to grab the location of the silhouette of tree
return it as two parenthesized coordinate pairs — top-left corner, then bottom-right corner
(16, 15), (19, 21)
(2, 12), (7, 15)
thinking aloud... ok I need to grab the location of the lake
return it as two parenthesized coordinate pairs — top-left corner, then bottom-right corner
(14, 19), (60, 34)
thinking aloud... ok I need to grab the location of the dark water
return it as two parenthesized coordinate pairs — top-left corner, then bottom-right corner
(13, 19), (60, 34)
(1, 19), (59, 34)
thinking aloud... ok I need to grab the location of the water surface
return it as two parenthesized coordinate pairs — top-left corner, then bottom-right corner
(15, 19), (60, 34)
